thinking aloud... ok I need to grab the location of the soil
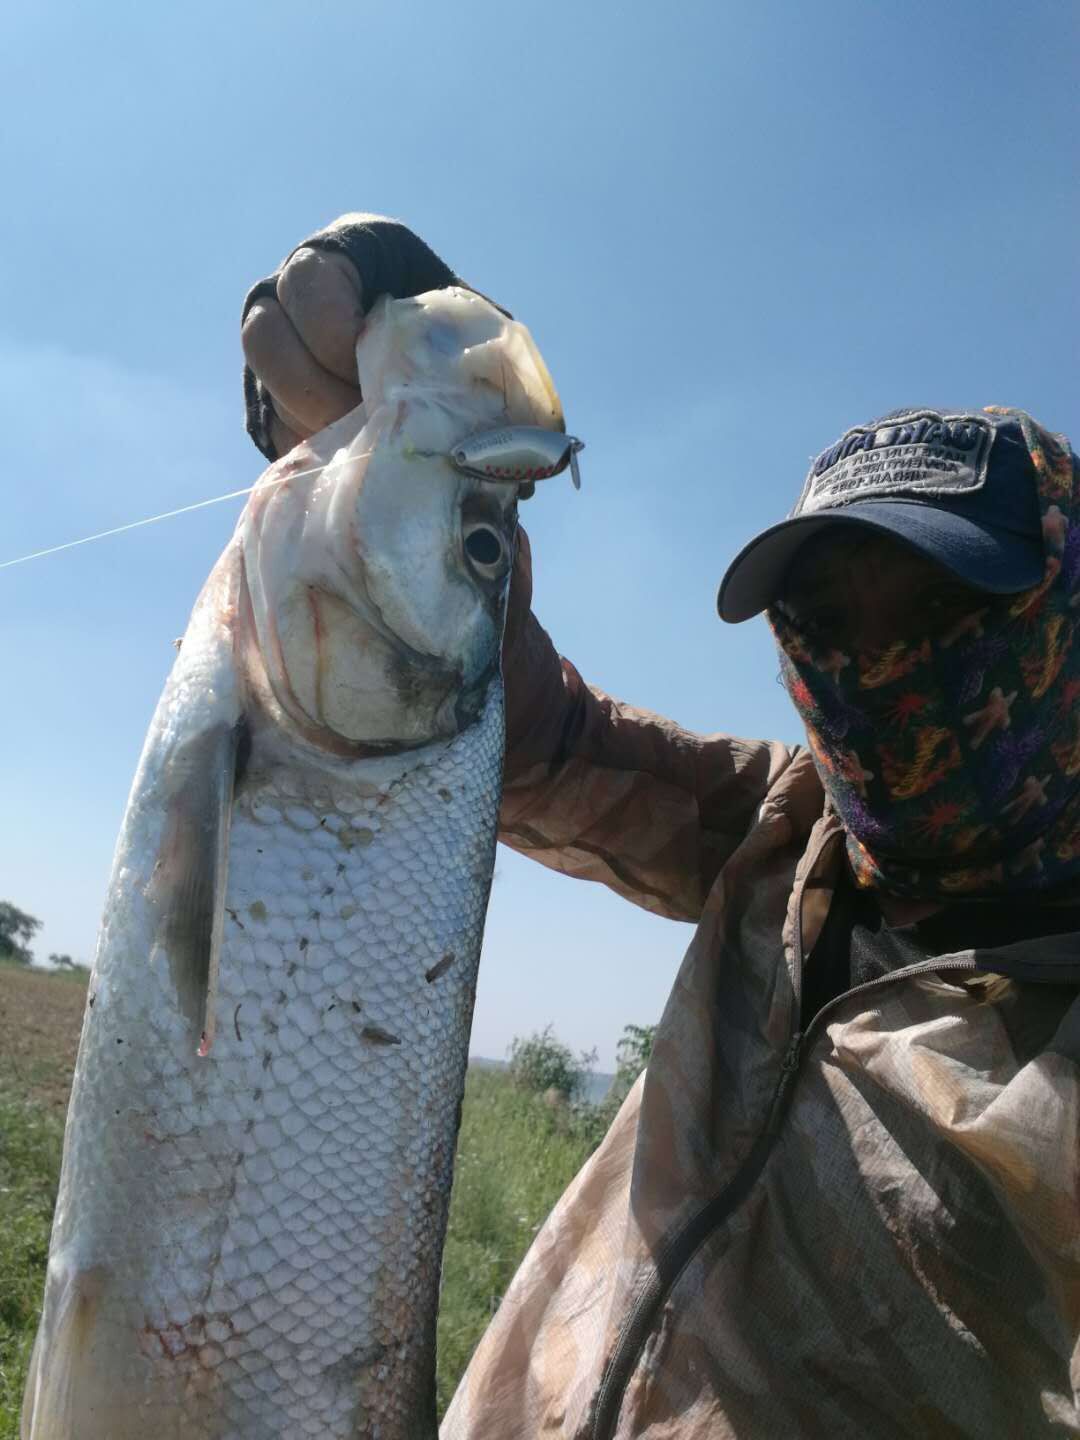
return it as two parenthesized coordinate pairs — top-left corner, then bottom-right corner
(0, 963), (87, 1113)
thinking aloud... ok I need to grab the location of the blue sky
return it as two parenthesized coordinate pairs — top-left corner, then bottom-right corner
(1, 0), (1077, 1067)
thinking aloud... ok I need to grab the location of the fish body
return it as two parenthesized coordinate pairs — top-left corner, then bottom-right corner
(22, 288), (564, 1439)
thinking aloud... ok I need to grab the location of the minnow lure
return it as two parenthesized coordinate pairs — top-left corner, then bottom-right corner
(450, 425), (585, 490)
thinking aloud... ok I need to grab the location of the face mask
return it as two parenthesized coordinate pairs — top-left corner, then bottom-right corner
(770, 411), (1080, 899)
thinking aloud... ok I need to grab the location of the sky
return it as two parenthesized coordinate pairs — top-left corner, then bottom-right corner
(0, 0), (1077, 1068)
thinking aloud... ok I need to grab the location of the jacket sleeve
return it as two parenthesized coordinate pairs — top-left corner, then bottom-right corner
(499, 531), (794, 924)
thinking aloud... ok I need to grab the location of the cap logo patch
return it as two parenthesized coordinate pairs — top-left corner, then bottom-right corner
(795, 412), (995, 516)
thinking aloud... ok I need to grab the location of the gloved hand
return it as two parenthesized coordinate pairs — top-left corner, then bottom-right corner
(241, 214), (464, 461)
(241, 214), (534, 682)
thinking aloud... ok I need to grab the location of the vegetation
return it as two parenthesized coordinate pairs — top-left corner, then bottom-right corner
(0, 958), (654, 1432)
(438, 1022), (655, 1408)
(0, 903), (40, 967)
(47, 954), (90, 978)
(436, 1065), (594, 1413)
(0, 1093), (63, 1434)
(508, 1023), (597, 1102)
(578, 1020), (656, 1146)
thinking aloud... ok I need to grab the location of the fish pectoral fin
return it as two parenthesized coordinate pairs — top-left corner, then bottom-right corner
(21, 1260), (108, 1440)
(147, 717), (248, 1055)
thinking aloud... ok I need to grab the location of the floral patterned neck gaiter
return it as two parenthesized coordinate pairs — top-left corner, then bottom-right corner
(770, 410), (1080, 899)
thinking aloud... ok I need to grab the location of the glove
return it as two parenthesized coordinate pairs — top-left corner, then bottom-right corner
(241, 213), (467, 461)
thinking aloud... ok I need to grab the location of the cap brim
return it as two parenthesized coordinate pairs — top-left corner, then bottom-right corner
(717, 501), (1045, 624)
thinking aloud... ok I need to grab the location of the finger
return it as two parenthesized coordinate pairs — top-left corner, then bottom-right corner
(512, 526), (533, 605)
(277, 247), (364, 385)
(268, 388), (315, 440)
(268, 412), (303, 459)
(241, 297), (362, 434)
(502, 526), (534, 659)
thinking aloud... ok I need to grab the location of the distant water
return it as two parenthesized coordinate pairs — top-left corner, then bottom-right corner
(470, 1056), (614, 1105)
(580, 1071), (615, 1104)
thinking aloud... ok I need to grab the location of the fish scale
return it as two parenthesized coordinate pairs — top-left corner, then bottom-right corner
(35, 686), (502, 1440)
(23, 285), (567, 1439)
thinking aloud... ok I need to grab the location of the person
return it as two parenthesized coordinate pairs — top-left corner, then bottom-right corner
(241, 216), (1080, 1438)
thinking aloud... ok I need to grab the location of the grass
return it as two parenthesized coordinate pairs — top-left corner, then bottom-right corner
(0, 1092), (63, 1438)
(436, 1068), (592, 1413)
(0, 966), (595, 1431)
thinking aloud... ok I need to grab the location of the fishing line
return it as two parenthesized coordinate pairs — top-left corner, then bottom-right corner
(0, 454), (363, 572)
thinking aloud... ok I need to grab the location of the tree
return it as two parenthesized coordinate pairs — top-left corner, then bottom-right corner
(603, 1022), (656, 1114)
(577, 1022), (659, 1151)
(0, 901), (41, 966)
(49, 952), (90, 977)
(612, 1023), (656, 1092)
(508, 1025), (596, 1103)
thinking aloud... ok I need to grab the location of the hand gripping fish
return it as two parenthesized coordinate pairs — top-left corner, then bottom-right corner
(22, 288), (569, 1440)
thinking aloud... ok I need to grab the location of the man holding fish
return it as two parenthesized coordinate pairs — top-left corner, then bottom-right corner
(237, 214), (1080, 1437)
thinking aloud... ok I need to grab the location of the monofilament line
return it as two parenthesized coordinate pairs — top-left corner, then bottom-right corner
(0, 484), (267, 570)
(0, 454), (362, 571)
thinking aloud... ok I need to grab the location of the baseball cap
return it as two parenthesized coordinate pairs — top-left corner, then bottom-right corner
(717, 408), (1046, 624)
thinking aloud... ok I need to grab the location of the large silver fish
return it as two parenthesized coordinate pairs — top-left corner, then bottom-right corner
(22, 287), (565, 1439)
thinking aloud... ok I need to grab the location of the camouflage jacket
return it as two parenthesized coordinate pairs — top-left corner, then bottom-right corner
(441, 537), (1080, 1439)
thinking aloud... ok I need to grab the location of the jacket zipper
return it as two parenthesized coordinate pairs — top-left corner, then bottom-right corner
(588, 947), (978, 1440)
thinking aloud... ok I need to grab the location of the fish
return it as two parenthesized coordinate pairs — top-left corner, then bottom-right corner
(21, 285), (566, 1440)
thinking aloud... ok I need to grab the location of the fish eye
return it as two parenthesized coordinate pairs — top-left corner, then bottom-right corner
(463, 522), (508, 576)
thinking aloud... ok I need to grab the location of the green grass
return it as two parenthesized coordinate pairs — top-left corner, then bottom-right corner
(436, 1068), (592, 1414)
(0, 1066), (592, 1433)
(0, 1093), (63, 1439)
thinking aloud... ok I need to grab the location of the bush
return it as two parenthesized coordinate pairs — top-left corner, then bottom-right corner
(608, 1023), (656, 1109)
(573, 1022), (657, 1150)
(507, 1025), (596, 1104)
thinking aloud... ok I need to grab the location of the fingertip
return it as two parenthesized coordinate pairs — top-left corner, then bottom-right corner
(278, 248), (365, 385)
(268, 414), (304, 459)
(240, 298), (281, 366)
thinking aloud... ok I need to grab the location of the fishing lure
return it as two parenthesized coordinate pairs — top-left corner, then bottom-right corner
(450, 425), (585, 490)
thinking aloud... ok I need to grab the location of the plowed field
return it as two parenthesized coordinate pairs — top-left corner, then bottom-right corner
(0, 962), (86, 1113)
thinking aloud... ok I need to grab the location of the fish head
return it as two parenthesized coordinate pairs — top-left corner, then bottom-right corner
(238, 287), (563, 750)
